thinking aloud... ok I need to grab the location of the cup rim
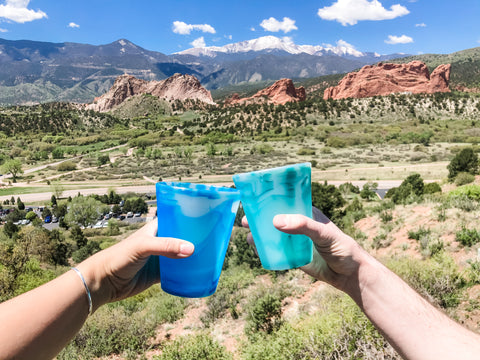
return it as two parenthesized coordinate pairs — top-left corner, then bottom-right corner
(156, 181), (240, 198)
(233, 162), (311, 179)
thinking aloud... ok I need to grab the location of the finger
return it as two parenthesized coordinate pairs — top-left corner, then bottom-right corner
(241, 215), (250, 229)
(246, 232), (255, 246)
(131, 220), (195, 259)
(273, 214), (333, 245)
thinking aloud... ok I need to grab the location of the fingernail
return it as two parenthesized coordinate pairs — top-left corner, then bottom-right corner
(179, 242), (194, 255)
(273, 215), (287, 228)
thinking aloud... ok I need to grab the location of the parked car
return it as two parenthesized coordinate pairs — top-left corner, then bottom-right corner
(127, 212), (134, 218)
(44, 215), (52, 223)
(119, 215), (126, 220)
(134, 212), (141, 217)
(52, 216), (58, 223)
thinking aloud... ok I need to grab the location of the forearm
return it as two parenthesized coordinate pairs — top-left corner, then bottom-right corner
(346, 252), (480, 360)
(0, 269), (92, 360)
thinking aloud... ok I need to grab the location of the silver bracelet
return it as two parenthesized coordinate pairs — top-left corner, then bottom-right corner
(71, 267), (93, 316)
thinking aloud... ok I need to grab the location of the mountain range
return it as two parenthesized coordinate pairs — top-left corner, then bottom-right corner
(0, 36), (409, 105)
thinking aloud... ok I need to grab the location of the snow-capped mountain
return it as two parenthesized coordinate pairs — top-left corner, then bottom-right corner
(175, 36), (366, 58)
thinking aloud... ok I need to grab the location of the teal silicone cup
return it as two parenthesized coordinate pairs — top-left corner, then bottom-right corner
(156, 182), (240, 298)
(233, 163), (313, 270)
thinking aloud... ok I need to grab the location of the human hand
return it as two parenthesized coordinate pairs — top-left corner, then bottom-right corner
(242, 207), (368, 293)
(77, 219), (194, 311)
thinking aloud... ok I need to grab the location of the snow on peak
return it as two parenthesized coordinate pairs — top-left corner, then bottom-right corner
(174, 36), (365, 58)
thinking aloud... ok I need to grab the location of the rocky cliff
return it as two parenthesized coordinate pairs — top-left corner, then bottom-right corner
(225, 78), (306, 106)
(87, 73), (215, 112)
(323, 61), (451, 100)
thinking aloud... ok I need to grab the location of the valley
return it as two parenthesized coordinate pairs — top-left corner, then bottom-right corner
(1, 53), (480, 359)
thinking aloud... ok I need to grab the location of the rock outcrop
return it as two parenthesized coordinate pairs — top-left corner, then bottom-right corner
(88, 73), (215, 112)
(323, 61), (451, 100)
(225, 78), (306, 106)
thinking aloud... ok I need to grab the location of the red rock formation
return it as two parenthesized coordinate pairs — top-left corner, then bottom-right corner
(323, 61), (451, 100)
(88, 73), (215, 112)
(226, 78), (306, 106)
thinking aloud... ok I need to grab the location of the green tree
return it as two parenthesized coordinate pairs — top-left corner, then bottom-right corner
(17, 199), (25, 211)
(49, 229), (71, 266)
(3, 220), (18, 238)
(70, 225), (87, 249)
(311, 181), (345, 220)
(65, 196), (104, 228)
(51, 182), (64, 200)
(97, 154), (110, 166)
(2, 159), (23, 182)
(448, 147), (479, 181)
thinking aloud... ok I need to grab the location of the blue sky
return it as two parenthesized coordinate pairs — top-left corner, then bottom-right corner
(0, 0), (479, 56)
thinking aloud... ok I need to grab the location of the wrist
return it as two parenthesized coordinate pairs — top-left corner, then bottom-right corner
(76, 257), (112, 313)
(341, 244), (380, 304)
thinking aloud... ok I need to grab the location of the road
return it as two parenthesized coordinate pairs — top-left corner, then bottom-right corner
(0, 158), (443, 203)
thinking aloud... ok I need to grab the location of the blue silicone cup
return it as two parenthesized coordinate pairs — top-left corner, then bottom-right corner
(156, 182), (240, 298)
(232, 163), (313, 270)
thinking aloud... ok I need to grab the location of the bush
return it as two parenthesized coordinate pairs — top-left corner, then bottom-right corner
(454, 172), (475, 186)
(311, 182), (345, 221)
(241, 294), (396, 360)
(71, 240), (101, 263)
(296, 147), (316, 156)
(448, 184), (480, 200)
(245, 292), (283, 337)
(387, 173), (425, 204)
(408, 226), (431, 241)
(201, 265), (254, 326)
(56, 161), (77, 172)
(387, 254), (465, 308)
(448, 147), (479, 181)
(424, 182), (442, 194)
(155, 333), (233, 360)
(455, 227), (480, 247)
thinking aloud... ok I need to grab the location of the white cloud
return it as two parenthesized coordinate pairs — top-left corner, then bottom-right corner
(0, 27), (7, 32)
(385, 34), (413, 44)
(317, 0), (409, 26)
(190, 36), (206, 48)
(260, 17), (297, 33)
(172, 21), (215, 35)
(0, 0), (47, 23)
(68, 22), (79, 28)
(415, 22), (426, 27)
(250, 27), (256, 31)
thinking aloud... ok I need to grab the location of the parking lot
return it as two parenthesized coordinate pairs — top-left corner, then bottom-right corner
(1, 206), (150, 231)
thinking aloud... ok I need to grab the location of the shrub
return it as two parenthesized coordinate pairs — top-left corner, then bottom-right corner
(424, 182), (442, 194)
(155, 333), (233, 360)
(296, 147), (316, 156)
(387, 254), (465, 308)
(387, 173), (425, 204)
(454, 172), (475, 186)
(408, 227), (431, 241)
(455, 227), (480, 247)
(56, 161), (77, 172)
(311, 182), (345, 221)
(241, 294), (396, 360)
(201, 265), (254, 326)
(448, 184), (480, 200)
(448, 147), (479, 181)
(227, 228), (262, 269)
(245, 292), (283, 337)
(71, 240), (101, 263)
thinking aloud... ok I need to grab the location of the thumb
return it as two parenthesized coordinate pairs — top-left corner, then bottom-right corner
(273, 214), (334, 246)
(273, 214), (322, 237)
